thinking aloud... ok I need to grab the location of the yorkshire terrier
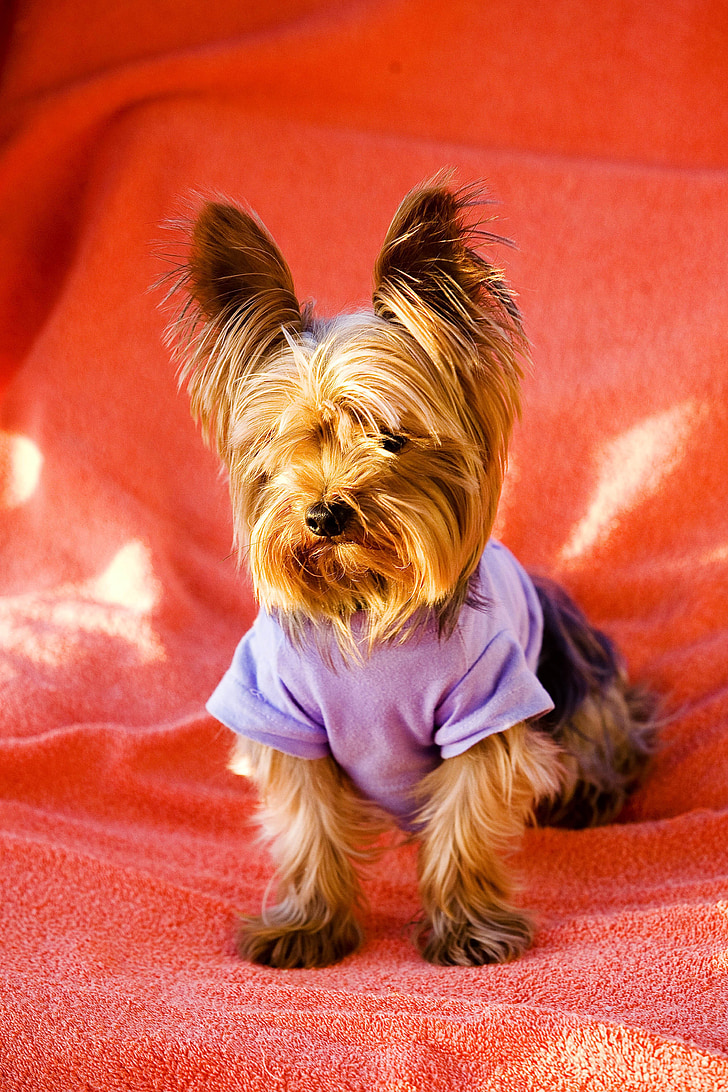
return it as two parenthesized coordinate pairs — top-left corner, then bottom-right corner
(167, 175), (653, 968)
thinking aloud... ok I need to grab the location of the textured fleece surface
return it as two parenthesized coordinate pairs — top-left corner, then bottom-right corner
(1, 1), (727, 1088)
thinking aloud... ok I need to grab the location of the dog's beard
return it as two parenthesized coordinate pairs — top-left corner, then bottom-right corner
(235, 446), (493, 655)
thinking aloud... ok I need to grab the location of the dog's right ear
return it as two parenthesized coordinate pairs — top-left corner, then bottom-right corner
(170, 202), (302, 458)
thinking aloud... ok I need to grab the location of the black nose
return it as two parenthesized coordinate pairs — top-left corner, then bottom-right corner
(305, 501), (352, 538)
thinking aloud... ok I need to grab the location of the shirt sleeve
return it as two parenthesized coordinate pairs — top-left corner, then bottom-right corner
(206, 617), (331, 760)
(433, 628), (554, 759)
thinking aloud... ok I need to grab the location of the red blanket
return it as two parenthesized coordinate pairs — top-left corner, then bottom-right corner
(1, 1), (727, 1087)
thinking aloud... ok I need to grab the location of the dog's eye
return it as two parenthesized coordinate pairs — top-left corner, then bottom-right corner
(380, 431), (408, 454)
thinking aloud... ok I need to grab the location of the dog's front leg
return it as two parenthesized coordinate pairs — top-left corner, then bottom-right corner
(230, 738), (382, 968)
(414, 724), (562, 966)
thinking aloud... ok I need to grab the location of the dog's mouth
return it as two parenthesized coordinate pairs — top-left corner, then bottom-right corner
(293, 520), (411, 586)
(247, 494), (433, 632)
(296, 533), (381, 571)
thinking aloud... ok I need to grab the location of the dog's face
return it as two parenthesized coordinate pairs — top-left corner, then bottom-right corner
(171, 178), (526, 648)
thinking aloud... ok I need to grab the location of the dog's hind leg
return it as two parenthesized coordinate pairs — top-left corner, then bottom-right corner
(532, 576), (656, 829)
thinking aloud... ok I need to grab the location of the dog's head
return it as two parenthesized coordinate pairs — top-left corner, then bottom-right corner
(170, 177), (527, 651)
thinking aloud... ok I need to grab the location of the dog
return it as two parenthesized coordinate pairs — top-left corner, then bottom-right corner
(166, 175), (653, 968)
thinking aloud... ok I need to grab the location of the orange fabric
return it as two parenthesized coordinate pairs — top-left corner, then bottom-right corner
(1, 1), (727, 1087)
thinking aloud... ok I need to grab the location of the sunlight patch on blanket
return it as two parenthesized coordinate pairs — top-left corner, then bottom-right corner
(559, 399), (706, 565)
(0, 431), (43, 509)
(0, 540), (165, 666)
(91, 540), (163, 614)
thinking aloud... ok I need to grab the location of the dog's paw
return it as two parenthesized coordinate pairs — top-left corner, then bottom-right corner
(417, 904), (534, 966)
(237, 909), (362, 969)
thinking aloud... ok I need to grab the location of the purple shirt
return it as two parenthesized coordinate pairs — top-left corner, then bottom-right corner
(207, 541), (553, 828)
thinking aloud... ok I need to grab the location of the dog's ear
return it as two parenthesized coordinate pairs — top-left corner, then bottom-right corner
(188, 202), (301, 330)
(372, 177), (526, 534)
(172, 202), (302, 458)
(372, 176), (524, 372)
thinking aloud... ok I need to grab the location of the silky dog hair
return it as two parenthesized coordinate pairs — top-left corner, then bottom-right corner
(167, 176), (653, 967)
(173, 183), (522, 652)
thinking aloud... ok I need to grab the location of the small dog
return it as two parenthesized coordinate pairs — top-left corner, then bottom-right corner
(167, 176), (653, 968)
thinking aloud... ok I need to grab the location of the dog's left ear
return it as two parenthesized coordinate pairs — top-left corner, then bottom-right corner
(372, 177), (525, 386)
(372, 177), (526, 540)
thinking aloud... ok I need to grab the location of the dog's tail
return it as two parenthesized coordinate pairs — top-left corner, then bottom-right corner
(531, 575), (656, 829)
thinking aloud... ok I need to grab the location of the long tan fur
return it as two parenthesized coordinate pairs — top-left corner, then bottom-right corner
(413, 724), (563, 965)
(169, 177), (526, 655)
(231, 737), (388, 968)
(168, 177), (654, 969)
